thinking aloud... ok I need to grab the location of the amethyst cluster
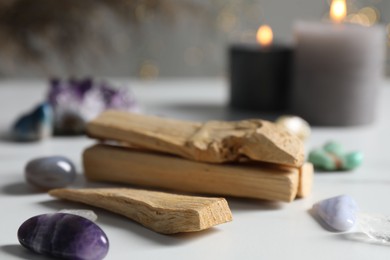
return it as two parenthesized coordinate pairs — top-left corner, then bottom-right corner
(48, 78), (139, 135)
(12, 78), (139, 140)
(18, 213), (109, 260)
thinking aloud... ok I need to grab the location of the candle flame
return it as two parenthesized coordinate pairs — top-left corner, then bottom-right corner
(256, 25), (273, 47)
(330, 0), (347, 23)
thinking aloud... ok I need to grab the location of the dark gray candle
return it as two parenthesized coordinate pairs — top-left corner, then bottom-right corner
(229, 25), (293, 112)
(229, 43), (293, 112)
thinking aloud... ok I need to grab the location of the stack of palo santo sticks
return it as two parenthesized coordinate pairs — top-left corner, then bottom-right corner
(50, 110), (313, 234)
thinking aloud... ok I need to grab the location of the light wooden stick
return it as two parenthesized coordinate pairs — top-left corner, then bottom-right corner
(49, 188), (232, 234)
(297, 163), (314, 198)
(86, 111), (304, 167)
(83, 144), (313, 202)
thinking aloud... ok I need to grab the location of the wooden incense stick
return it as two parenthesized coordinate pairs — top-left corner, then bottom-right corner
(86, 111), (304, 167)
(296, 162), (314, 198)
(83, 144), (313, 202)
(49, 188), (232, 234)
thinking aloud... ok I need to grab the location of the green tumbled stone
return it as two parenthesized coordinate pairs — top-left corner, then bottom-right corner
(308, 149), (337, 171)
(323, 141), (344, 157)
(341, 152), (364, 170)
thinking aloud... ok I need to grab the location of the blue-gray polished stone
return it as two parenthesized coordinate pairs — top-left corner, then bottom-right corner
(313, 194), (358, 232)
(25, 156), (76, 189)
(12, 103), (52, 142)
(18, 213), (109, 260)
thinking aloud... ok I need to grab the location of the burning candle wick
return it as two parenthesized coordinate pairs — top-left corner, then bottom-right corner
(330, 0), (347, 23)
(256, 25), (273, 47)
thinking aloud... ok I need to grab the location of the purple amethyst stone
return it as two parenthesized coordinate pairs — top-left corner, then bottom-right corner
(18, 213), (109, 260)
(48, 78), (139, 135)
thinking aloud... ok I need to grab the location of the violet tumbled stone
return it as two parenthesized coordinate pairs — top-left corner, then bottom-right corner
(312, 194), (358, 232)
(25, 156), (76, 189)
(18, 213), (109, 260)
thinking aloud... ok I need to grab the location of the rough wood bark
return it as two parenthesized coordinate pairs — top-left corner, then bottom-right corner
(86, 110), (304, 167)
(49, 187), (232, 234)
(83, 144), (313, 202)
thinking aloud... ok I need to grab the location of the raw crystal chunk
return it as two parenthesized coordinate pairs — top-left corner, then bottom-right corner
(312, 194), (358, 231)
(25, 156), (76, 189)
(12, 103), (52, 142)
(48, 78), (139, 135)
(18, 213), (109, 260)
(58, 209), (98, 222)
(358, 213), (390, 243)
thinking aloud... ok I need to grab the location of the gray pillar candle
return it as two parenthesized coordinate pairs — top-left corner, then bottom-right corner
(291, 22), (386, 126)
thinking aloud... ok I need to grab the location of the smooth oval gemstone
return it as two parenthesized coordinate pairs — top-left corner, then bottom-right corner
(25, 156), (76, 189)
(308, 149), (336, 171)
(12, 103), (52, 142)
(275, 116), (311, 141)
(341, 151), (364, 170)
(312, 195), (358, 232)
(323, 141), (344, 157)
(18, 213), (109, 260)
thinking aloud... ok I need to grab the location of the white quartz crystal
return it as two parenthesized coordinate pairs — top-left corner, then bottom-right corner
(358, 213), (390, 243)
(58, 209), (98, 222)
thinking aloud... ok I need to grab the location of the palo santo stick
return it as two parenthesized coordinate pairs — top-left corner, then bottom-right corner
(83, 144), (311, 202)
(297, 163), (314, 198)
(49, 188), (232, 234)
(86, 110), (304, 167)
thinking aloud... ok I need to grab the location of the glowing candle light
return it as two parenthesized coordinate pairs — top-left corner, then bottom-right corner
(330, 0), (347, 23)
(256, 25), (273, 47)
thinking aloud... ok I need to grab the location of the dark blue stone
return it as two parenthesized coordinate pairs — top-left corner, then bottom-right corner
(12, 103), (52, 142)
(25, 156), (76, 190)
(18, 213), (109, 260)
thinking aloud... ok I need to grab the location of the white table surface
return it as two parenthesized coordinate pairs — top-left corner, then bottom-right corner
(1, 79), (390, 260)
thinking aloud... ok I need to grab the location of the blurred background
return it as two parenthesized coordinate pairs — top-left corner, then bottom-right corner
(0, 0), (387, 79)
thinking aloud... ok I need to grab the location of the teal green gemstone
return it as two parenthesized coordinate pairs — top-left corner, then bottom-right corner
(323, 141), (344, 157)
(308, 149), (337, 171)
(341, 152), (363, 170)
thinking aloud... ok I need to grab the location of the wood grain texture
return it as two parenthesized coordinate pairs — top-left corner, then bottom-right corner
(86, 110), (304, 167)
(49, 188), (232, 234)
(297, 163), (314, 198)
(83, 144), (301, 202)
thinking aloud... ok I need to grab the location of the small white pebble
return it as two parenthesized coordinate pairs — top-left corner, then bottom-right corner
(275, 115), (311, 141)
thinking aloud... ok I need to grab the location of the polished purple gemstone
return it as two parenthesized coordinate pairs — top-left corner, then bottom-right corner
(18, 213), (109, 260)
